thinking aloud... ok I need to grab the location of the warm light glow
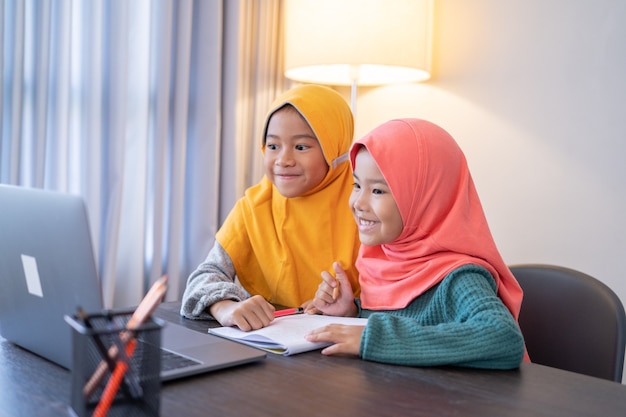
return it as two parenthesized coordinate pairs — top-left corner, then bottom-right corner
(283, 0), (433, 86)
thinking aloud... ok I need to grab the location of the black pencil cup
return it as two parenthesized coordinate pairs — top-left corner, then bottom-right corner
(65, 310), (163, 417)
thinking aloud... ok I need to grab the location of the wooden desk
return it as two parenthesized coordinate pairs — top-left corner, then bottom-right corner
(2, 301), (626, 417)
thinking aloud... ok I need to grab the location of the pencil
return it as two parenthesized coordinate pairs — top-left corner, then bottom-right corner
(83, 275), (168, 398)
(76, 307), (116, 373)
(274, 307), (304, 317)
(92, 339), (137, 417)
(332, 278), (339, 300)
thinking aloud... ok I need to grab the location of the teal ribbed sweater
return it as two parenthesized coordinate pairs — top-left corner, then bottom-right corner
(357, 264), (525, 370)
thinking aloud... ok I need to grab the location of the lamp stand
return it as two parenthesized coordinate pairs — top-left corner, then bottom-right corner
(350, 79), (358, 115)
(349, 65), (360, 116)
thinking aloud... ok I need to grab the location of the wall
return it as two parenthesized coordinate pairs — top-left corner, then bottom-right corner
(347, 0), (626, 381)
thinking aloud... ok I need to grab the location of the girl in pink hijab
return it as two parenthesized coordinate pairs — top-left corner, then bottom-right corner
(306, 118), (527, 369)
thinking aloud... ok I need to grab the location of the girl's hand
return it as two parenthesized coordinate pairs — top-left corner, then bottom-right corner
(310, 262), (357, 317)
(300, 298), (320, 314)
(209, 295), (275, 331)
(305, 324), (365, 356)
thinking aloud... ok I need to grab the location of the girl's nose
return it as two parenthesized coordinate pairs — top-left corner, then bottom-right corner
(275, 149), (295, 166)
(352, 191), (368, 212)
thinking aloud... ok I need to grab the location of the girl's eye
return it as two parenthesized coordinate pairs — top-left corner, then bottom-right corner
(352, 182), (361, 190)
(295, 144), (310, 151)
(266, 143), (277, 150)
(372, 188), (384, 195)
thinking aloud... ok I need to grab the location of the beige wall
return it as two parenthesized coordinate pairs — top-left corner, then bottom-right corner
(343, 0), (626, 380)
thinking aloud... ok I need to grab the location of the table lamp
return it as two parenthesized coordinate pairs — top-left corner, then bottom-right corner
(283, 0), (433, 113)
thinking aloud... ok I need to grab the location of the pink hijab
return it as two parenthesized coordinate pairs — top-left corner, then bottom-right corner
(350, 119), (524, 321)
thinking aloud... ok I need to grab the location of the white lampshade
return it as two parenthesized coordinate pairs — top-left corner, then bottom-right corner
(283, 0), (433, 87)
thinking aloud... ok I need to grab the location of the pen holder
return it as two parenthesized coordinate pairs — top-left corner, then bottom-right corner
(65, 310), (163, 417)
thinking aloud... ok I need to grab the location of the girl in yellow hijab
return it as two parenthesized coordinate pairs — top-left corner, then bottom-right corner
(181, 85), (360, 330)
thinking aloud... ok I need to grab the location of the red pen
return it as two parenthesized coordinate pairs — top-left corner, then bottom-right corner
(274, 307), (304, 318)
(93, 338), (137, 417)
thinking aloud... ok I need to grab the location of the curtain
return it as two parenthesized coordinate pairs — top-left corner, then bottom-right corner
(235, 0), (290, 198)
(0, 0), (286, 309)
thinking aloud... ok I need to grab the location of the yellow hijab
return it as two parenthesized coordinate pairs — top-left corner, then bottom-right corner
(216, 85), (360, 307)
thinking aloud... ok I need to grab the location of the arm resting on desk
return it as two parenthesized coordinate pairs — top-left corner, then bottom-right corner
(180, 241), (249, 320)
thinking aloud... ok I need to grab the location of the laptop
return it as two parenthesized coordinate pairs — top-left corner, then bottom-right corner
(0, 184), (265, 381)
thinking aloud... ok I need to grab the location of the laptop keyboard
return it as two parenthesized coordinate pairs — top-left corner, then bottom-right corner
(160, 348), (202, 371)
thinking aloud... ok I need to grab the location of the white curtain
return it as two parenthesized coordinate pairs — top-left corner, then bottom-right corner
(1, 0), (286, 308)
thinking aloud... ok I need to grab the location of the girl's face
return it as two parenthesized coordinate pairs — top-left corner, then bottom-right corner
(264, 106), (328, 198)
(349, 148), (403, 246)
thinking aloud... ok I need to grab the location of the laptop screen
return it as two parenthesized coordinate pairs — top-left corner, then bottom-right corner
(0, 185), (103, 369)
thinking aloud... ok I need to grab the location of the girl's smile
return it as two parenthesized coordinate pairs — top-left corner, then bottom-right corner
(349, 148), (403, 246)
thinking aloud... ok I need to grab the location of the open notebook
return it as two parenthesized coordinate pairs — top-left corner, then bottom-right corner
(209, 314), (368, 355)
(0, 185), (265, 381)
